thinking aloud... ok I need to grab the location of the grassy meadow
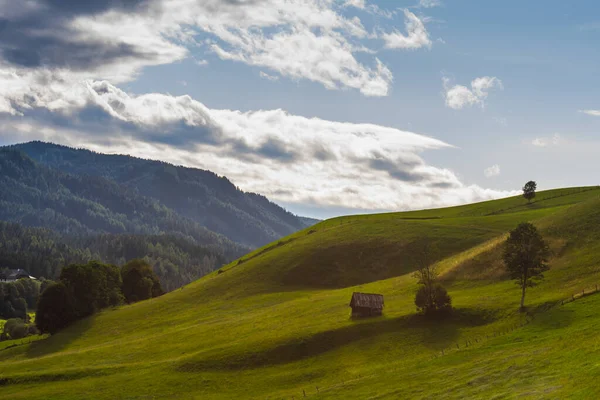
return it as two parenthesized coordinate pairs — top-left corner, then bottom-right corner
(1, 187), (600, 399)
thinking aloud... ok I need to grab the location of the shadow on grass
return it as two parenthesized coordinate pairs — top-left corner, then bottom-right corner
(25, 315), (96, 359)
(176, 307), (497, 372)
(0, 366), (119, 387)
(528, 305), (575, 330)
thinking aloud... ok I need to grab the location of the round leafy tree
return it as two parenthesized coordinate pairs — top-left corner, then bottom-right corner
(522, 181), (537, 203)
(121, 259), (164, 304)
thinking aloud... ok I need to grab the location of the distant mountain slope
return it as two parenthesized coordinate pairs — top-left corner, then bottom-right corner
(0, 148), (251, 288)
(0, 148), (235, 245)
(12, 141), (305, 247)
(298, 216), (321, 227)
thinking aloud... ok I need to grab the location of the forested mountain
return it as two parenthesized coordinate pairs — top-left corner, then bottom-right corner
(12, 141), (305, 247)
(0, 221), (246, 292)
(0, 143), (308, 290)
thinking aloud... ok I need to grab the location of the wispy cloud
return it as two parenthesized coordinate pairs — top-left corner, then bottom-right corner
(381, 10), (432, 50)
(532, 133), (561, 147)
(579, 109), (600, 117)
(259, 71), (279, 82)
(417, 0), (443, 8)
(484, 164), (500, 178)
(0, 77), (514, 211)
(443, 76), (503, 110)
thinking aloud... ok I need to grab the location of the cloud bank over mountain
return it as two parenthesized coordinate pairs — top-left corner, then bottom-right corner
(0, 0), (515, 215)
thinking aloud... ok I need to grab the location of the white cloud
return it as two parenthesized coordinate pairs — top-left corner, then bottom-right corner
(259, 72), (280, 82)
(418, 0), (442, 8)
(444, 76), (503, 110)
(169, 0), (396, 96)
(0, 0), (413, 97)
(580, 109), (600, 117)
(381, 10), (432, 50)
(532, 133), (561, 147)
(210, 26), (393, 96)
(345, 0), (366, 8)
(484, 164), (501, 178)
(0, 77), (515, 211)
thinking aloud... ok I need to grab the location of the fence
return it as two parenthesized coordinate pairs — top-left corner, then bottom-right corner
(428, 282), (600, 362)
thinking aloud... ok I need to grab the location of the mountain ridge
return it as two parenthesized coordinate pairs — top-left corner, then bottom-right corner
(10, 141), (306, 247)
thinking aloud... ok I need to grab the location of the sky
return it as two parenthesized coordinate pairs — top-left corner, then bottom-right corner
(0, 0), (599, 219)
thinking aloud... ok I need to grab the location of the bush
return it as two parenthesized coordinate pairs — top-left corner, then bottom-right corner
(415, 283), (452, 315)
(2, 318), (32, 340)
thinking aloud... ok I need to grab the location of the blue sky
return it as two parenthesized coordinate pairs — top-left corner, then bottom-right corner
(0, 0), (599, 218)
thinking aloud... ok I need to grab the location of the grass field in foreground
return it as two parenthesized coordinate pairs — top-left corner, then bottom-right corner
(1, 187), (600, 399)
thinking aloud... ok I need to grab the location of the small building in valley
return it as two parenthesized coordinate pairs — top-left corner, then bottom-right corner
(349, 292), (384, 317)
(0, 269), (36, 282)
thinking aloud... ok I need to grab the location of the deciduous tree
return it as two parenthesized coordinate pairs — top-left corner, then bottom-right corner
(36, 282), (76, 334)
(503, 222), (550, 310)
(412, 241), (452, 315)
(121, 259), (164, 303)
(522, 181), (537, 203)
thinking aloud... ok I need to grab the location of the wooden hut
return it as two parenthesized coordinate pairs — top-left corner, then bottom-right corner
(349, 292), (384, 317)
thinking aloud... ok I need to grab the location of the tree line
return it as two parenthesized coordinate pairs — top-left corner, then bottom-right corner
(0, 221), (245, 292)
(36, 259), (164, 334)
(0, 278), (53, 320)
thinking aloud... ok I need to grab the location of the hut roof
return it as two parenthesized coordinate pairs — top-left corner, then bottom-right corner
(349, 292), (384, 309)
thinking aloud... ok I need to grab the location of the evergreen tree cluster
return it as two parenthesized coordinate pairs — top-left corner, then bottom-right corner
(9, 141), (307, 247)
(0, 222), (246, 292)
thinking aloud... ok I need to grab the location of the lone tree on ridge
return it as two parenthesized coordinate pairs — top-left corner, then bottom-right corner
(522, 181), (537, 203)
(503, 222), (550, 311)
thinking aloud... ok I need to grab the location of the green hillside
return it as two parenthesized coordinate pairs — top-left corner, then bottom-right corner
(1, 187), (600, 399)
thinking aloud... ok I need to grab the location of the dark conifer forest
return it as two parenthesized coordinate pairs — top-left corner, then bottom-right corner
(0, 142), (310, 290)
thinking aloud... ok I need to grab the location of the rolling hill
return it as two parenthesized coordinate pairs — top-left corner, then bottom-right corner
(1, 187), (600, 399)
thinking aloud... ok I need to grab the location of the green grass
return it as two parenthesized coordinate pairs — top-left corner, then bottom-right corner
(1, 187), (600, 399)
